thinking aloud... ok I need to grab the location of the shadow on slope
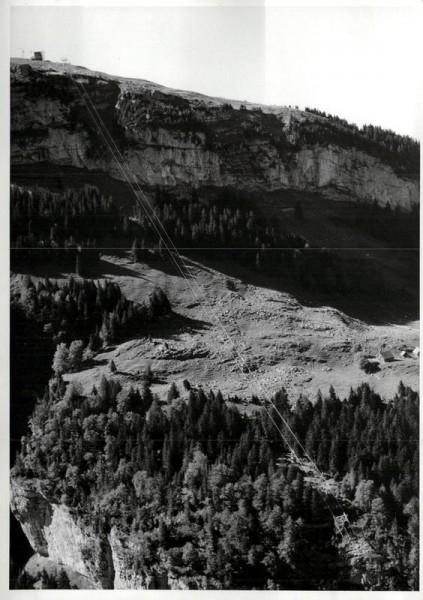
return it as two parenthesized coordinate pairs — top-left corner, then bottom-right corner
(180, 251), (419, 326)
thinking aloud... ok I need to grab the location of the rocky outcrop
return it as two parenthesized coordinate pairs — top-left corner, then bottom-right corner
(107, 528), (149, 590)
(10, 479), (52, 558)
(11, 59), (419, 210)
(288, 146), (418, 208)
(24, 554), (97, 589)
(11, 477), (187, 590)
(11, 478), (114, 589)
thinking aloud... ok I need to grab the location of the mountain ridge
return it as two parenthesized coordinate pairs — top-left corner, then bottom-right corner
(11, 58), (419, 210)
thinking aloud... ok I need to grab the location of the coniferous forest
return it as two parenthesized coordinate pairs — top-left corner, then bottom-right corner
(13, 375), (418, 590)
(9, 176), (419, 591)
(11, 184), (418, 306)
(9, 176), (420, 591)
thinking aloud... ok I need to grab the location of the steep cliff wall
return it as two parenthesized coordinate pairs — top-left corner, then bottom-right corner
(11, 60), (419, 210)
(11, 478), (114, 589)
(11, 477), (185, 590)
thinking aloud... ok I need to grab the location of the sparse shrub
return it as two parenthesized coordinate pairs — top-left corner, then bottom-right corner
(359, 357), (380, 374)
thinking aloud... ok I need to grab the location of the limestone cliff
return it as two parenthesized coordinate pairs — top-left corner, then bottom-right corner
(11, 478), (114, 589)
(10, 477), (184, 589)
(11, 59), (419, 210)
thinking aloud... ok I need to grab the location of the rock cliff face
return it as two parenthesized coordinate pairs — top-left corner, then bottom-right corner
(10, 477), (183, 589)
(11, 478), (114, 589)
(11, 59), (419, 210)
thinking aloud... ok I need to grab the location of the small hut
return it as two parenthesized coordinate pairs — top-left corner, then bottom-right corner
(31, 51), (44, 61)
(380, 349), (394, 363)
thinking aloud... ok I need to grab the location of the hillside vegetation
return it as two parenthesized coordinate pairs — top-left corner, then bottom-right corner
(10, 59), (419, 591)
(13, 375), (418, 590)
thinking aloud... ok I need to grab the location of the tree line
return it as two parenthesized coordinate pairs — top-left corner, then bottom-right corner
(13, 274), (171, 351)
(11, 184), (122, 270)
(330, 198), (419, 249)
(131, 189), (389, 298)
(302, 109), (419, 177)
(10, 183), (411, 301)
(10, 274), (171, 470)
(133, 187), (306, 254)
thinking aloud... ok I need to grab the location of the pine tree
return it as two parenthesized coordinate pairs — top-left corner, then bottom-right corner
(131, 238), (140, 262)
(98, 374), (109, 404)
(255, 251), (261, 269)
(156, 288), (171, 313)
(99, 317), (111, 346)
(52, 343), (69, 375)
(68, 340), (84, 370)
(122, 214), (129, 236)
(167, 382), (180, 402)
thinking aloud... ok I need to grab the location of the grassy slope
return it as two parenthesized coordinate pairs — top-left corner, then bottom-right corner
(11, 162), (419, 324)
(11, 251), (419, 409)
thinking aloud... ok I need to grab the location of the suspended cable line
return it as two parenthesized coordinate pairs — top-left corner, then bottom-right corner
(63, 63), (365, 543)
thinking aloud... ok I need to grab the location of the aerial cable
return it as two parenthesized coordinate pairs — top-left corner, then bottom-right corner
(69, 67), (356, 542)
(65, 70), (297, 445)
(68, 72), (256, 364)
(68, 73), (195, 285)
(67, 71), (312, 458)
(72, 77), (244, 367)
(67, 67), (343, 488)
(67, 67), (345, 493)
(64, 65), (356, 541)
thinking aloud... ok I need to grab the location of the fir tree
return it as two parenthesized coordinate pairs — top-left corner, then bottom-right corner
(131, 238), (140, 262)
(52, 342), (69, 375)
(68, 340), (84, 371)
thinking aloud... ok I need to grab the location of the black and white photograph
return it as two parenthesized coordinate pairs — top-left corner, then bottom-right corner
(6, 0), (421, 592)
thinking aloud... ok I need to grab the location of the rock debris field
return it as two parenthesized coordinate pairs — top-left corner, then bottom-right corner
(46, 254), (419, 406)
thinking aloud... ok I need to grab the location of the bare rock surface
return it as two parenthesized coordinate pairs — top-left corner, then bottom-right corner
(11, 478), (114, 589)
(11, 58), (418, 210)
(25, 554), (97, 589)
